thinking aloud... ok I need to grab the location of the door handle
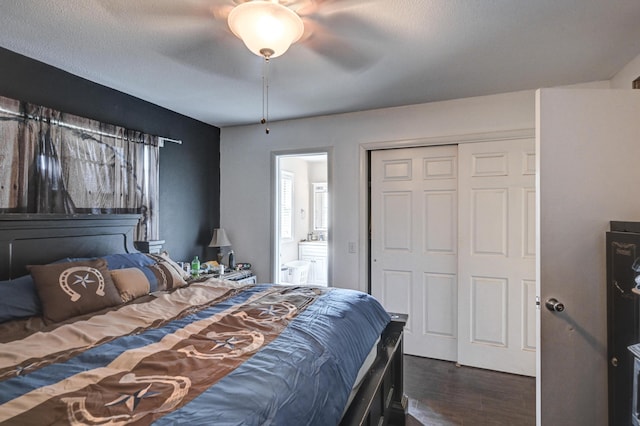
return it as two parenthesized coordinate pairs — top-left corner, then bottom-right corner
(545, 298), (565, 312)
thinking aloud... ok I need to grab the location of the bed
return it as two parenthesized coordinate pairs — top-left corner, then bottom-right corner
(0, 214), (407, 425)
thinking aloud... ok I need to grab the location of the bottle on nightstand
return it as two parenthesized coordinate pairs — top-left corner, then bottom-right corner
(228, 250), (235, 270)
(191, 256), (200, 277)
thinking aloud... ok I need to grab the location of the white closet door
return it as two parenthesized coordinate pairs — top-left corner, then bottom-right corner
(457, 138), (536, 376)
(371, 145), (458, 360)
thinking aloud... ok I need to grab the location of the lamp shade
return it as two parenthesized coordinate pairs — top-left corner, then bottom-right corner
(228, 0), (304, 58)
(209, 228), (232, 247)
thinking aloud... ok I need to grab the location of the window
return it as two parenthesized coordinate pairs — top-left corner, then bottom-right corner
(280, 171), (294, 240)
(0, 95), (159, 241)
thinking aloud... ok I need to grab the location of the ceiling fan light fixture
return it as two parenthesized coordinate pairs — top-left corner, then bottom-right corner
(228, 1), (304, 58)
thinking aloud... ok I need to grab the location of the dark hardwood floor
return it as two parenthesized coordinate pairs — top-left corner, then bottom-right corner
(403, 355), (535, 425)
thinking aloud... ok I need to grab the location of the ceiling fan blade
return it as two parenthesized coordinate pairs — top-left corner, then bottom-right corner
(95, 0), (254, 78)
(299, 10), (384, 71)
(156, 29), (260, 80)
(294, 0), (375, 16)
(98, 0), (208, 20)
(303, 29), (377, 71)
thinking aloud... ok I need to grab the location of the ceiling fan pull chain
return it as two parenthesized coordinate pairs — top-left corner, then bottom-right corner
(261, 58), (266, 126)
(261, 56), (270, 134)
(264, 56), (269, 134)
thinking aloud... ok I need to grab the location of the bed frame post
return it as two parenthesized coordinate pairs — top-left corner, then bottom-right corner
(341, 312), (408, 426)
(387, 313), (409, 425)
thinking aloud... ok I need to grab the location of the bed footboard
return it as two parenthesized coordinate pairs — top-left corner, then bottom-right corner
(341, 313), (408, 426)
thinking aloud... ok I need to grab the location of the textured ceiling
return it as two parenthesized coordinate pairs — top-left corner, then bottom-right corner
(0, 0), (639, 128)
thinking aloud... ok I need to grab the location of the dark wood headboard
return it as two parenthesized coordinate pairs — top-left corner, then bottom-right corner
(0, 214), (140, 280)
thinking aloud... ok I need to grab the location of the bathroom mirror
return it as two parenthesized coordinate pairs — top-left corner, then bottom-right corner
(313, 182), (328, 231)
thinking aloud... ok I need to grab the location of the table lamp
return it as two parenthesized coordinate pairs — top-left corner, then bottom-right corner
(209, 228), (232, 265)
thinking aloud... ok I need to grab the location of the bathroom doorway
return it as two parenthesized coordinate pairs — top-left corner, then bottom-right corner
(272, 150), (330, 286)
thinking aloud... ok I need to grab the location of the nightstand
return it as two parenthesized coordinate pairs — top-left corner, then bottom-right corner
(188, 270), (256, 285)
(134, 240), (165, 254)
(222, 269), (256, 284)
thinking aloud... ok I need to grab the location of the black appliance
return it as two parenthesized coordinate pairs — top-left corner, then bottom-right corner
(607, 221), (640, 426)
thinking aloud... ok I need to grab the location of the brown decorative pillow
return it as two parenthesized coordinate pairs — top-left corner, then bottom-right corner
(147, 261), (188, 291)
(110, 268), (151, 302)
(29, 259), (122, 324)
(147, 251), (190, 280)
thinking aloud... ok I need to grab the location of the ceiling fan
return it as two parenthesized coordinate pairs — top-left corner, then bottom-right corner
(97, 0), (382, 73)
(97, 0), (381, 133)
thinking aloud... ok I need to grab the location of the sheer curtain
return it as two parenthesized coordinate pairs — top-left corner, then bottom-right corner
(0, 95), (160, 241)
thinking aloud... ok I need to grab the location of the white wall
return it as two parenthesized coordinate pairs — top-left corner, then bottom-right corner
(611, 52), (640, 89)
(221, 90), (535, 287)
(308, 161), (327, 183)
(221, 54), (639, 285)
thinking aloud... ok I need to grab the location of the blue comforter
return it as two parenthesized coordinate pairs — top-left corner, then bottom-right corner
(0, 282), (390, 425)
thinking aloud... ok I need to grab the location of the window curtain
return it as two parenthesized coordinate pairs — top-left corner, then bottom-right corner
(0, 95), (159, 241)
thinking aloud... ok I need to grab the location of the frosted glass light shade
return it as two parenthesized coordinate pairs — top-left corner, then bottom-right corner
(228, 1), (304, 58)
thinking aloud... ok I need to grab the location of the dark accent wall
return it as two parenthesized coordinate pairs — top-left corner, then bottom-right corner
(0, 46), (220, 262)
